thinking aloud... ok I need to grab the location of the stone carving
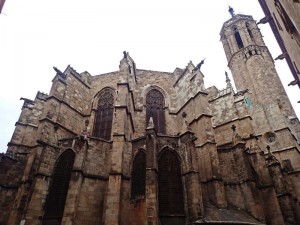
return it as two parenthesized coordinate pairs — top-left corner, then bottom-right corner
(192, 59), (205, 72)
(147, 117), (155, 130)
(53, 66), (66, 79)
(265, 145), (280, 166)
(231, 124), (243, 145)
(181, 112), (192, 133)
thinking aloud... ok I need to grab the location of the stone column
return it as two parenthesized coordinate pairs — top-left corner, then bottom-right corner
(232, 141), (264, 221)
(196, 115), (226, 208)
(23, 144), (59, 225)
(61, 138), (88, 225)
(103, 82), (129, 225)
(266, 146), (296, 224)
(145, 118), (159, 225)
(103, 135), (124, 225)
(179, 131), (203, 223)
(245, 139), (285, 224)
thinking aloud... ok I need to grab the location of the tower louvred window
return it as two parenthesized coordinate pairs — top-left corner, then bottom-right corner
(93, 90), (114, 140)
(131, 151), (146, 197)
(43, 150), (75, 225)
(234, 27), (244, 49)
(246, 23), (253, 38)
(146, 89), (166, 134)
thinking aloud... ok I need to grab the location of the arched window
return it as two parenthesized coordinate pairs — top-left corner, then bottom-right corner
(43, 150), (75, 225)
(146, 89), (166, 134)
(246, 23), (253, 38)
(234, 27), (244, 49)
(158, 149), (184, 220)
(93, 90), (114, 140)
(131, 151), (146, 197)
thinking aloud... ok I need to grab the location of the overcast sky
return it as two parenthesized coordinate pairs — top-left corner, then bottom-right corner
(0, 0), (299, 153)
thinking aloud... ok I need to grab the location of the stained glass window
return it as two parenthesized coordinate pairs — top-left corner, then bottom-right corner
(93, 90), (114, 140)
(146, 89), (165, 134)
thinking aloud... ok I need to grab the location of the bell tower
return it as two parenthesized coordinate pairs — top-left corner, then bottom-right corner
(220, 7), (297, 134)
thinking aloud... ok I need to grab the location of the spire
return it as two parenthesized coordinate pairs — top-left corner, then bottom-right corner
(225, 71), (232, 88)
(228, 6), (235, 17)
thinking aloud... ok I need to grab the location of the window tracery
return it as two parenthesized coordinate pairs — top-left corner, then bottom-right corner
(146, 89), (166, 134)
(93, 90), (114, 140)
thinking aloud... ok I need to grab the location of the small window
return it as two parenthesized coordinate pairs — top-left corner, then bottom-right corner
(275, 0), (296, 34)
(246, 23), (253, 38)
(294, 61), (300, 74)
(273, 13), (283, 31)
(131, 151), (146, 197)
(282, 159), (294, 172)
(93, 90), (114, 140)
(234, 27), (244, 49)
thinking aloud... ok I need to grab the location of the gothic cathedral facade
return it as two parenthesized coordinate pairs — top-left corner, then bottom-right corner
(1, 12), (300, 225)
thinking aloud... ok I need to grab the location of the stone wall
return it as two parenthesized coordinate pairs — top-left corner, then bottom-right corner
(1, 26), (300, 224)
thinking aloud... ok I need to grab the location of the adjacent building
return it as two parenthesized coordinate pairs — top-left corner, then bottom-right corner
(0, 0), (6, 14)
(258, 0), (300, 91)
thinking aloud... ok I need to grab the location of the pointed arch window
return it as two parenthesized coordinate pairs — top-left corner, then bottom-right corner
(131, 151), (146, 197)
(158, 149), (184, 217)
(234, 27), (244, 49)
(146, 89), (166, 134)
(43, 150), (75, 225)
(93, 90), (114, 140)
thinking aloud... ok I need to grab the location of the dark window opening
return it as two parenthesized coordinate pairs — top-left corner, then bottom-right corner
(249, 50), (252, 56)
(158, 149), (184, 216)
(146, 89), (166, 134)
(282, 159), (294, 172)
(246, 23), (253, 38)
(43, 150), (75, 225)
(131, 151), (146, 197)
(275, 0), (296, 34)
(93, 90), (114, 140)
(273, 13), (283, 31)
(234, 28), (244, 49)
(294, 61), (300, 74)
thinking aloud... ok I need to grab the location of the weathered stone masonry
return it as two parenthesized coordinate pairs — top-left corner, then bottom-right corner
(1, 12), (300, 225)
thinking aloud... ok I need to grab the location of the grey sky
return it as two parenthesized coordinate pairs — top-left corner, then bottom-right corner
(0, 0), (299, 153)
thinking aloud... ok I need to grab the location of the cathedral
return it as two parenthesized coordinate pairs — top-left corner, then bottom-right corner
(1, 11), (300, 225)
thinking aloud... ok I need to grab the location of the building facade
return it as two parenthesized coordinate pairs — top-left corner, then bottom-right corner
(258, 0), (300, 92)
(0, 0), (6, 14)
(1, 12), (300, 225)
